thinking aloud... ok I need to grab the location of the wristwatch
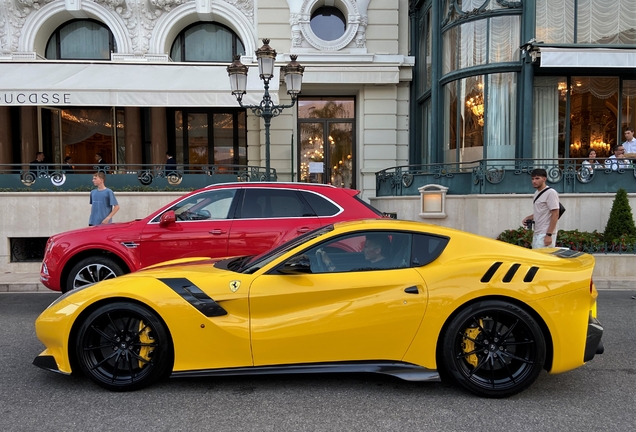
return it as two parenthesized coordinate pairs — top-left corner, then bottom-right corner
(545, 233), (552, 236)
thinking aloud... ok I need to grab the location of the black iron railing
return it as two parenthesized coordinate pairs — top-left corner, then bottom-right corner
(0, 163), (276, 191)
(376, 158), (636, 196)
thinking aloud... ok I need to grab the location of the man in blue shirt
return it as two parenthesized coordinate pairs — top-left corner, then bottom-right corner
(89, 172), (119, 226)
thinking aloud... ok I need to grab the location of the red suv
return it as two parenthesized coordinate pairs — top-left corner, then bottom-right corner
(41, 182), (384, 292)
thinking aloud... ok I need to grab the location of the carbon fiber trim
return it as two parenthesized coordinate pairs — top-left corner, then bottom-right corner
(171, 361), (440, 382)
(159, 277), (228, 317)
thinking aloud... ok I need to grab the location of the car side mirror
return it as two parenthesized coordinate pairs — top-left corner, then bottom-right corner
(160, 210), (176, 227)
(279, 255), (312, 274)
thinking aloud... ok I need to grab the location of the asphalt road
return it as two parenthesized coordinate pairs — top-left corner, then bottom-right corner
(0, 291), (634, 432)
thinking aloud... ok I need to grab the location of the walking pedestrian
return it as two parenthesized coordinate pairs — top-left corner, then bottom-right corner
(89, 172), (119, 226)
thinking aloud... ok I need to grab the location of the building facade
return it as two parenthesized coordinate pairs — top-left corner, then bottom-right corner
(409, 0), (636, 166)
(0, 0), (413, 198)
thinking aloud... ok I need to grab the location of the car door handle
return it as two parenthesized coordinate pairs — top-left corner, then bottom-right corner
(297, 227), (311, 233)
(404, 286), (419, 294)
(209, 229), (227, 235)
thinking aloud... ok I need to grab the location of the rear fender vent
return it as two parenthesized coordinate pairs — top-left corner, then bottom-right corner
(481, 262), (503, 283)
(523, 266), (540, 282)
(502, 263), (521, 283)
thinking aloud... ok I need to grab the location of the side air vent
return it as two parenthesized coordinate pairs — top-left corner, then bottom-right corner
(481, 262), (503, 283)
(524, 266), (539, 282)
(552, 249), (584, 258)
(502, 263), (521, 283)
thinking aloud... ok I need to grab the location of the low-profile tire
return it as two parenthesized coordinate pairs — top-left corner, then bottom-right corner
(65, 256), (125, 293)
(441, 299), (546, 398)
(75, 302), (173, 391)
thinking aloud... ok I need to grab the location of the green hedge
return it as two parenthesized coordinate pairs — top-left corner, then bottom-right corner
(497, 227), (636, 253)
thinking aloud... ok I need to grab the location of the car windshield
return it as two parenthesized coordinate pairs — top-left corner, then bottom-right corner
(239, 225), (334, 274)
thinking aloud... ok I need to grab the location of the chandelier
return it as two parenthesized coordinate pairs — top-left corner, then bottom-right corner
(466, 92), (484, 127)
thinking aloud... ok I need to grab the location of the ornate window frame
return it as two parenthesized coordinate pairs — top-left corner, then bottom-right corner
(290, 0), (367, 51)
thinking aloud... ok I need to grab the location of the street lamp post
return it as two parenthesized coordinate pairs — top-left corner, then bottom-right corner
(227, 39), (304, 181)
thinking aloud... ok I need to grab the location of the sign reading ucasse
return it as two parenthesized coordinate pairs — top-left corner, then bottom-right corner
(0, 92), (71, 105)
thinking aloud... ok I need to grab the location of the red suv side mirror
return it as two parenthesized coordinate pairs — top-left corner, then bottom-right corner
(159, 210), (176, 226)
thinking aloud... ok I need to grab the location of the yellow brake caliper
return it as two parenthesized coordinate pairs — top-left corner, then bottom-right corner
(461, 321), (483, 368)
(138, 321), (155, 368)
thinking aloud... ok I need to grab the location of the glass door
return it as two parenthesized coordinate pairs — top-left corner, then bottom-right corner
(298, 97), (355, 188)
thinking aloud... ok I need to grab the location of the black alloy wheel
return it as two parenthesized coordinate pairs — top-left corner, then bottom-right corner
(441, 300), (546, 398)
(65, 256), (124, 292)
(75, 302), (173, 391)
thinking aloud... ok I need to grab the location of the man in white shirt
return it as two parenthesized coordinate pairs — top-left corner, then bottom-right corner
(622, 127), (636, 154)
(605, 144), (631, 171)
(522, 169), (559, 249)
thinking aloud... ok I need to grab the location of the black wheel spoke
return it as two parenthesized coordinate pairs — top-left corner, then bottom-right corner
(90, 350), (118, 371)
(131, 342), (158, 348)
(125, 351), (136, 381)
(111, 351), (123, 383)
(458, 332), (485, 347)
(504, 339), (534, 346)
(496, 355), (517, 384)
(499, 350), (534, 364)
(467, 353), (490, 377)
(130, 351), (153, 366)
(83, 343), (113, 352)
(106, 312), (121, 334)
(499, 319), (519, 342)
(90, 325), (116, 343)
(489, 355), (496, 388)
(456, 348), (483, 360)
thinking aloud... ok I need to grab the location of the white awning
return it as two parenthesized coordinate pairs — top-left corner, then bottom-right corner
(0, 61), (278, 107)
(539, 47), (636, 68)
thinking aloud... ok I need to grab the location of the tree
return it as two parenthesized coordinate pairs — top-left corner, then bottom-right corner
(603, 188), (636, 242)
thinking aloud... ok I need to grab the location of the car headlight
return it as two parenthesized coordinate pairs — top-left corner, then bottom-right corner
(44, 239), (55, 256)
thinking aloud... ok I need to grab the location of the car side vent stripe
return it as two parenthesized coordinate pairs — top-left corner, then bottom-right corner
(159, 278), (228, 317)
(524, 266), (540, 282)
(481, 262), (503, 283)
(502, 264), (521, 283)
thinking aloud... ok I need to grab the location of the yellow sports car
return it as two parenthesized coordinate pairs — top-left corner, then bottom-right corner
(33, 219), (604, 398)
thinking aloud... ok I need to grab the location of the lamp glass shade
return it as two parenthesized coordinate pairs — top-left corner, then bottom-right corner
(285, 72), (302, 95)
(229, 72), (247, 95)
(258, 56), (275, 80)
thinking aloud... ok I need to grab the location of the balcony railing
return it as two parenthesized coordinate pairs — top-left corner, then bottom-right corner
(376, 158), (636, 196)
(0, 163), (276, 191)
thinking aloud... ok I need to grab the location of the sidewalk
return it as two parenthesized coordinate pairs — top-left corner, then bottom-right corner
(0, 271), (634, 293)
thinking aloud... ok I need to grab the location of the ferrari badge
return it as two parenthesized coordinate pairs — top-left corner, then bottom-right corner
(229, 280), (241, 292)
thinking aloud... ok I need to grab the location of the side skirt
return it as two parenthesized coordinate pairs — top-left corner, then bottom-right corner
(171, 361), (440, 382)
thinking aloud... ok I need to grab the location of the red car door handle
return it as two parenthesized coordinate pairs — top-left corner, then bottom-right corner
(209, 229), (227, 235)
(297, 227), (311, 233)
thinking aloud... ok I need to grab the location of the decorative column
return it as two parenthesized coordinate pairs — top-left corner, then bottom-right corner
(124, 107), (142, 169)
(150, 107), (168, 165)
(0, 108), (12, 170)
(20, 107), (38, 163)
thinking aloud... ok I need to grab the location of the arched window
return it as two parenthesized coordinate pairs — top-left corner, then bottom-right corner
(170, 23), (245, 62)
(45, 20), (115, 60)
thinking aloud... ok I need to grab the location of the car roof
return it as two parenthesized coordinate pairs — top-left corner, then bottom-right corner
(203, 182), (341, 190)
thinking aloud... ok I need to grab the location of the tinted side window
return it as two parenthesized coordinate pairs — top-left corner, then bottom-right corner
(241, 189), (313, 218)
(300, 191), (339, 216)
(154, 189), (236, 222)
(411, 234), (449, 267)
